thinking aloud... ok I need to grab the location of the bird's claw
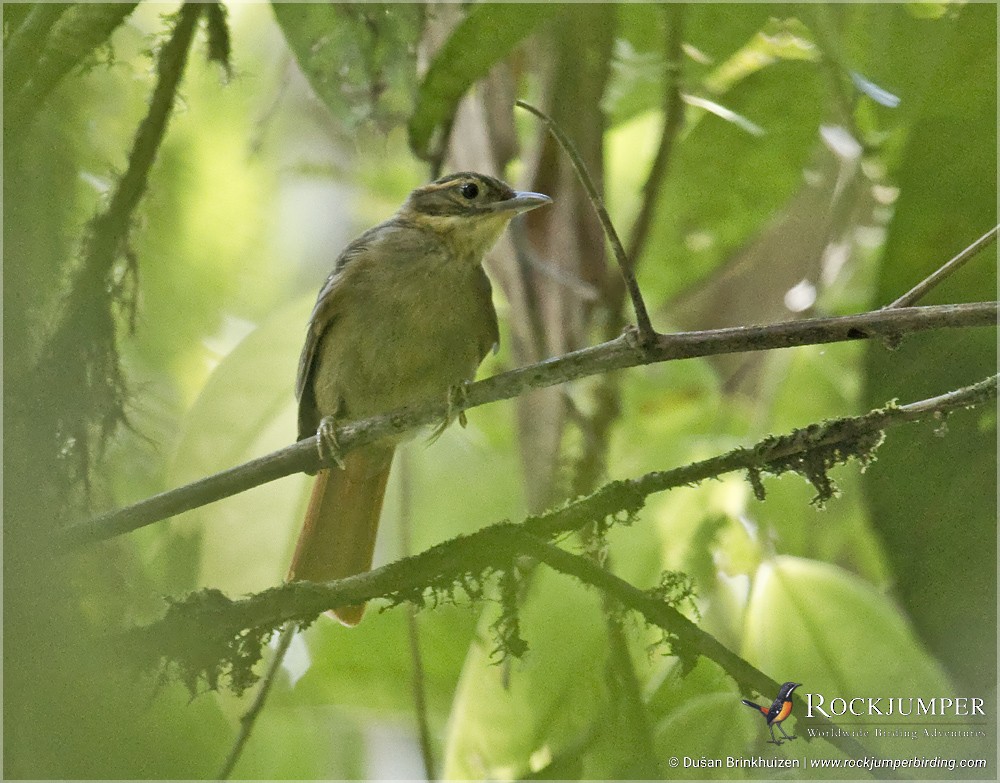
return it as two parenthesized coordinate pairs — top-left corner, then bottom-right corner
(430, 382), (470, 442)
(316, 416), (346, 469)
(449, 382), (470, 429)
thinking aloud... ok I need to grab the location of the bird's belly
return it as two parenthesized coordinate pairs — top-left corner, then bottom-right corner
(312, 282), (487, 420)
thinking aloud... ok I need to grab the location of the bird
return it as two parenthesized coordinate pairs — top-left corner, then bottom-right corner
(286, 171), (552, 625)
(741, 682), (802, 745)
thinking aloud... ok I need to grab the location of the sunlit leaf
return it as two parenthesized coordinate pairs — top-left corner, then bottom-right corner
(635, 59), (825, 302)
(160, 297), (314, 596)
(742, 556), (952, 755)
(443, 568), (609, 780)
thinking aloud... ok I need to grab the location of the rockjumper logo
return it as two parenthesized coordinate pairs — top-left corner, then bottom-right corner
(741, 682), (802, 745)
(806, 694), (985, 718)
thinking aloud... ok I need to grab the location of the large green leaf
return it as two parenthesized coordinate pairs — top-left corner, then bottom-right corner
(442, 567), (610, 780)
(742, 556), (953, 759)
(860, 3), (997, 694)
(154, 296), (313, 596)
(408, 3), (559, 160)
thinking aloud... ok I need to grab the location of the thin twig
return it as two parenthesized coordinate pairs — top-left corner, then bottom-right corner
(397, 452), (437, 781)
(56, 302), (997, 549)
(884, 226), (998, 309)
(217, 622), (297, 780)
(516, 99), (657, 345)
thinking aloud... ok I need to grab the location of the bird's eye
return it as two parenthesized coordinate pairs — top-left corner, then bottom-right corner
(461, 182), (479, 199)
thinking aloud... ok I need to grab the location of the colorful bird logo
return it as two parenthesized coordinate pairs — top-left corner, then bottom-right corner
(741, 682), (802, 745)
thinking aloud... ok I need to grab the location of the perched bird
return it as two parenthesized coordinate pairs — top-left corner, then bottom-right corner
(741, 682), (802, 745)
(287, 172), (552, 625)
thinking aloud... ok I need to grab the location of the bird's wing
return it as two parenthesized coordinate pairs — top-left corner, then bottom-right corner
(295, 236), (372, 440)
(473, 265), (500, 360)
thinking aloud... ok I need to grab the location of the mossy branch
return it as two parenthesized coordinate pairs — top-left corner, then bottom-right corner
(122, 375), (995, 702)
(30, 3), (204, 492)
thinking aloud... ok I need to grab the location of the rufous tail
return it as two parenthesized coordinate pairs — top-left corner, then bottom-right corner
(287, 445), (394, 626)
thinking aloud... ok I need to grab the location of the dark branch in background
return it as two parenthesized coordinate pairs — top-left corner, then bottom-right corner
(124, 376), (995, 764)
(885, 225), (998, 309)
(56, 301), (997, 548)
(516, 100), (658, 345)
(5, 3), (141, 136)
(397, 454), (438, 783)
(217, 621), (297, 780)
(624, 4), (686, 271)
(30, 2), (205, 495)
(538, 25), (687, 767)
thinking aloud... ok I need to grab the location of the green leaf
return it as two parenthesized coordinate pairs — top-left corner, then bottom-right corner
(743, 555), (952, 691)
(442, 568), (609, 780)
(742, 556), (952, 755)
(270, 3), (421, 130)
(408, 4), (558, 160)
(293, 603), (477, 718)
(861, 3), (996, 694)
(632, 58), (825, 303)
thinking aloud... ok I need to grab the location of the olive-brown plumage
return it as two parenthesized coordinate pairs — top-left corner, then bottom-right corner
(288, 172), (551, 625)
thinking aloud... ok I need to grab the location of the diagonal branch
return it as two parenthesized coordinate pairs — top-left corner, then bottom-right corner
(125, 375), (995, 677)
(57, 301), (997, 548)
(624, 4), (686, 269)
(31, 2), (206, 487)
(125, 377), (997, 763)
(512, 533), (873, 762)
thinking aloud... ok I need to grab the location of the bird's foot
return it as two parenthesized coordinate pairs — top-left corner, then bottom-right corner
(767, 739), (783, 746)
(449, 381), (470, 428)
(431, 382), (470, 441)
(316, 416), (346, 469)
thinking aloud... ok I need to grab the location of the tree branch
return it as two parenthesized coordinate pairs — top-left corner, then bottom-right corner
(511, 533), (873, 762)
(124, 372), (996, 763)
(624, 4), (686, 268)
(123, 375), (995, 702)
(5, 3), (141, 137)
(31, 2), (205, 489)
(57, 301), (996, 548)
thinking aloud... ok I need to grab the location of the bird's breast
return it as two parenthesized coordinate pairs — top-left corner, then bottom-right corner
(312, 259), (494, 420)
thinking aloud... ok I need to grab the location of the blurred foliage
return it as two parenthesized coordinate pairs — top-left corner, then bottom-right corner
(3, 2), (995, 780)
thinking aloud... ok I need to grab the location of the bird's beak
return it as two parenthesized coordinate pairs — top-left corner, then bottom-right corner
(492, 191), (552, 214)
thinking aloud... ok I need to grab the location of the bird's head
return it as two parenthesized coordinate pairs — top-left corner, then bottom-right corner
(400, 171), (551, 260)
(779, 682), (803, 700)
